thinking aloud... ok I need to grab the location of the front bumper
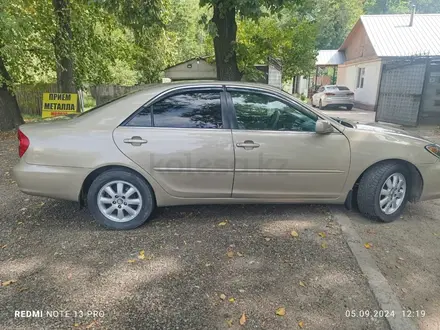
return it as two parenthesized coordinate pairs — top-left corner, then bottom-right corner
(13, 161), (90, 202)
(418, 161), (440, 201)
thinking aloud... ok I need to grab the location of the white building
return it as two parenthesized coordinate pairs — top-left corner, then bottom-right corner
(337, 14), (440, 111)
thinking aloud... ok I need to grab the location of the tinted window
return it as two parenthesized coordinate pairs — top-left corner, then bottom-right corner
(231, 91), (317, 132)
(153, 91), (223, 128)
(126, 106), (151, 127)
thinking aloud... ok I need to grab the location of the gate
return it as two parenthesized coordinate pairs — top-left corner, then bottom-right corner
(375, 60), (427, 126)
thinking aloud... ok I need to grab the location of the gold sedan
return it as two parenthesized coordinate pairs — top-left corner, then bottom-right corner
(13, 82), (440, 229)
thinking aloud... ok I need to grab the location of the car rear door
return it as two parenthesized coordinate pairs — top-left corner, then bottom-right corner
(227, 87), (351, 200)
(113, 87), (235, 198)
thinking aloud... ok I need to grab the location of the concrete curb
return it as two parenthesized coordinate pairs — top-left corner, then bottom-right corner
(330, 206), (417, 330)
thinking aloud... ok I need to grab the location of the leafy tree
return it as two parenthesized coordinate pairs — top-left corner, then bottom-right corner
(314, 0), (363, 49)
(199, 0), (299, 81)
(364, 0), (440, 13)
(0, 0), (42, 130)
(237, 11), (318, 80)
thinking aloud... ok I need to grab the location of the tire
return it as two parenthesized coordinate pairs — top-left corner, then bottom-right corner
(346, 105), (353, 110)
(87, 169), (155, 229)
(357, 162), (410, 222)
(319, 100), (324, 110)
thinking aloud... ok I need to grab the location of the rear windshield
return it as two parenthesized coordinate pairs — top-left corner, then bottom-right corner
(326, 86), (350, 91)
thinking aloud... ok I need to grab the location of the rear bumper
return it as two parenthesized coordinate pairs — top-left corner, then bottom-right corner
(13, 161), (90, 202)
(418, 161), (440, 201)
(322, 98), (354, 107)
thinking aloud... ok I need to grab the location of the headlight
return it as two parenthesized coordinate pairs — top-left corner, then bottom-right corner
(425, 144), (440, 159)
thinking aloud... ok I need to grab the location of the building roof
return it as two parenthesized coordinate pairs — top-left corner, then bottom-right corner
(341, 14), (440, 57)
(316, 50), (346, 66)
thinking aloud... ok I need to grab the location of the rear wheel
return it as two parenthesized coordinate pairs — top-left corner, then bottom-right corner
(87, 170), (155, 229)
(346, 105), (353, 110)
(357, 162), (410, 222)
(319, 100), (324, 110)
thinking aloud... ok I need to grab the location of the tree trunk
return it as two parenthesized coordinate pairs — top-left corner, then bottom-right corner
(52, 0), (75, 93)
(212, 5), (242, 81)
(0, 55), (24, 131)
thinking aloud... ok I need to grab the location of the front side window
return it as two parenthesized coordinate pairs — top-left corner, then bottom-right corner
(153, 91), (223, 128)
(230, 91), (317, 132)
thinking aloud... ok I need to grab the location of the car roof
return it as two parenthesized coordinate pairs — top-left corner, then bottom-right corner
(126, 81), (285, 101)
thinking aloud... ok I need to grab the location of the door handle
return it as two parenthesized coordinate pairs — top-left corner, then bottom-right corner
(123, 136), (148, 146)
(236, 140), (260, 150)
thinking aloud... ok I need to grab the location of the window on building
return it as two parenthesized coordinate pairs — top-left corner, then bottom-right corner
(356, 68), (365, 89)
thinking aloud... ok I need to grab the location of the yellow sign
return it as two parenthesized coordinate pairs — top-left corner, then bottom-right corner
(42, 93), (78, 118)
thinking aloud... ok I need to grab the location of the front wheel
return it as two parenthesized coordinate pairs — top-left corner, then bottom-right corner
(357, 162), (410, 222)
(87, 170), (155, 229)
(346, 105), (353, 110)
(319, 100), (325, 110)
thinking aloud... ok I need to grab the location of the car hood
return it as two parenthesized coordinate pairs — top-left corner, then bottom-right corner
(353, 122), (432, 143)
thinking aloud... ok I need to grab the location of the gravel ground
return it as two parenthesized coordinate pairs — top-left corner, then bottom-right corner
(347, 202), (440, 330)
(0, 132), (388, 330)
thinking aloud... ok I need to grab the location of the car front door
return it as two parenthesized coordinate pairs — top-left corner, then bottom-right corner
(227, 88), (350, 200)
(113, 88), (235, 198)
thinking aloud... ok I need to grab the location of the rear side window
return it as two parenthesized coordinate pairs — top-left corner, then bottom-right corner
(153, 91), (222, 128)
(126, 91), (223, 128)
(125, 107), (152, 127)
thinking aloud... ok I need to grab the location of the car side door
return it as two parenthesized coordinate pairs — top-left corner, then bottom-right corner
(227, 88), (351, 200)
(113, 88), (235, 198)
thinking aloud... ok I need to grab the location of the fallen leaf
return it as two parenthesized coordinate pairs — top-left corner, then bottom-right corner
(1, 245), (7, 249)
(219, 293), (226, 300)
(85, 320), (98, 329)
(229, 297), (235, 303)
(291, 230), (299, 237)
(237, 252), (243, 257)
(239, 313), (247, 326)
(397, 257), (404, 261)
(138, 250), (145, 260)
(218, 221), (228, 226)
(321, 242), (328, 249)
(127, 259), (136, 263)
(364, 243), (372, 249)
(73, 323), (80, 327)
(264, 237), (271, 241)
(226, 319), (233, 327)
(299, 281), (306, 287)
(402, 288), (408, 293)
(434, 233), (438, 237)
(17, 287), (28, 292)
(318, 232), (326, 238)
(1, 280), (16, 287)
(298, 320), (304, 328)
(227, 251), (234, 258)
(275, 307), (286, 316)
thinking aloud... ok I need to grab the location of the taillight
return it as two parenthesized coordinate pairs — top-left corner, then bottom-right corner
(325, 93), (335, 96)
(18, 129), (30, 158)
(347, 92), (354, 96)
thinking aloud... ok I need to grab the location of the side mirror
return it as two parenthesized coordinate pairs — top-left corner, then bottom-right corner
(315, 119), (334, 134)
